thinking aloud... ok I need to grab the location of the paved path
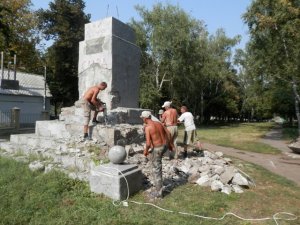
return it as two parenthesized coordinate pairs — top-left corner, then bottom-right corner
(203, 126), (300, 186)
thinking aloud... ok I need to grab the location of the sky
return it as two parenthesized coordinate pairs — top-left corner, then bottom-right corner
(31, 0), (252, 49)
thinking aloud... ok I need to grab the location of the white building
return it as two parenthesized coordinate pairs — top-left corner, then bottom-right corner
(0, 70), (52, 125)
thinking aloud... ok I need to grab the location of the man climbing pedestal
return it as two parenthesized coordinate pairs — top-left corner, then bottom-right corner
(81, 82), (107, 140)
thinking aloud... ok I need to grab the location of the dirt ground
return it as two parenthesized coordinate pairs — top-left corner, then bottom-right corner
(204, 126), (300, 186)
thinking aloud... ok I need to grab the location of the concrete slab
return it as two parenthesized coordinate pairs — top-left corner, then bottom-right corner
(90, 163), (143, 200)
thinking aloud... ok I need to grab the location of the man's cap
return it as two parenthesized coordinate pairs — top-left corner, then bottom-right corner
(162, 101), (172, 108)
(140, 111), (152, 118)
(158, 109), (164, 114)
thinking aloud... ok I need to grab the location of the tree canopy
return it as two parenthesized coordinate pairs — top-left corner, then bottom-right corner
(242, 0), (300, 129)
(0, 0), (42, 73)
(2, 0), (299, 125)
(37, 0), (90, 110)
(130, 3), (240, 122)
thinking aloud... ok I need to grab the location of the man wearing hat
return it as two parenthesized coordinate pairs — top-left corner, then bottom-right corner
(140, 110), (173, 198)
(158, 109), (164, 121)
(161, 101), (178, 159)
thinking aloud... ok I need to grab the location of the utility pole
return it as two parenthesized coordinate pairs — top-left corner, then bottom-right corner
(43, 66), (47, 110)
(0, 51), (3, 80)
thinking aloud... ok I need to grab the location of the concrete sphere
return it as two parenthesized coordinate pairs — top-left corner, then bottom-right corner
(108, 145), (127, 164)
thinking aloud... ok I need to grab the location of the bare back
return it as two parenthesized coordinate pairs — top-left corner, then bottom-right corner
(145, 120), (167, 148)
(83, 86), (100, 104)
(161, 108), (178, 126)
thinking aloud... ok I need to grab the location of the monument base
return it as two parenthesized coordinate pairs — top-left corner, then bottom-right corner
(90, 163), (143, 200)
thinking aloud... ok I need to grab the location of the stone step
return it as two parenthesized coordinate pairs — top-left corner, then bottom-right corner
(10, 133), (67, 150)
(59, 114), (84, 124)
(35, 120), (72, 138)
(0, 141), (17, 153)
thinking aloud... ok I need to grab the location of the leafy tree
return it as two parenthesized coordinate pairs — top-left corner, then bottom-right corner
(130, 3), (207, 112)
(38, 0), (90, 111)
(243, 0), (300, 132)
(131, 3), (241, 122)
(202, 29), (240, 121)
(0, 0), (42, 73)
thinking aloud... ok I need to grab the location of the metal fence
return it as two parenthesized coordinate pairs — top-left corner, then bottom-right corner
(0, 110), (42, 129)
(0, 110), (11, 128)
(20, 113), (41, 128)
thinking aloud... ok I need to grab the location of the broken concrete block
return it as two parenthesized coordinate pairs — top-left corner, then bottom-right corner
(220, 166), (235, 184)
(232, 173), (249, 186)
(196, 175), (211, 186)
(211, 180), (224, 191)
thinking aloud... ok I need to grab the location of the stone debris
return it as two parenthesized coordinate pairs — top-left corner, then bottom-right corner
(29, 161), (45, 172)
(0, 133), (254, 195)
(288, 141), (300, 154)
(126, 149), (254, 194)
(232, 173), (249, 186)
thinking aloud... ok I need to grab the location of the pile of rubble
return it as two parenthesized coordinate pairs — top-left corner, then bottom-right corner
(126, 148), (255, 194)
(1, 135), (254, 195)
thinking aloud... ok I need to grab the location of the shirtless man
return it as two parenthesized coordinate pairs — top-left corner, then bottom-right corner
(141, 110), (172, 198)
(161, 101), (178, 159)
(82, 82), (107, 139)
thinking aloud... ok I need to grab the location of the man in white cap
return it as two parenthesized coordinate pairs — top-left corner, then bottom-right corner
(161, 101), (178, 159)
(140, 110), (173, 198)
(158, 109), (164, 121)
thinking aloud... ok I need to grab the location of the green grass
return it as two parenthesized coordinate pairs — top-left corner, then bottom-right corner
(181, 122), (281, 154)
(282, 124), (298, 141)
(0, 156), (299, 225)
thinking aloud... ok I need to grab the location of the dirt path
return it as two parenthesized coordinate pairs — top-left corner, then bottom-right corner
(203, 126), (300, 186)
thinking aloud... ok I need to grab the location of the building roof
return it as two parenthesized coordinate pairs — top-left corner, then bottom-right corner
(0, 70), (52, 97)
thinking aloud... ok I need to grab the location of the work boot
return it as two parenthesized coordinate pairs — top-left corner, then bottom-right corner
(81, 133), (90, 142)
(147, 190), (162, 200)
(183, 150), (188, 158)
(92, 118), (100, 124)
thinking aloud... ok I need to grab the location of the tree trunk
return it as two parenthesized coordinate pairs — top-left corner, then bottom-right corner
(200, 90), (204, 124)
(292, 80), (300, 137)
(294, 97), (300, 137)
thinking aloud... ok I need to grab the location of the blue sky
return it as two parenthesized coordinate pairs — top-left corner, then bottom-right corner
(31, 0), (251, 49)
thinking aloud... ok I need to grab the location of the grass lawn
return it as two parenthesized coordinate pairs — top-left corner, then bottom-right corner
(179, 122), (281, 154)
(282, 124), (298, 141)
(0, 156), (299, 225)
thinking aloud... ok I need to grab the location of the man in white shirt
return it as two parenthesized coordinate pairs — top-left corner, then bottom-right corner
(178, 106), (196, 158)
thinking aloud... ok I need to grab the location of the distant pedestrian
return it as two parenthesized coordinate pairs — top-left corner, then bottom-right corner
(178, 106), (196, 158)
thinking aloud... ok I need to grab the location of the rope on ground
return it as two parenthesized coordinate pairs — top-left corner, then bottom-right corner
(100, 164), (298, 225)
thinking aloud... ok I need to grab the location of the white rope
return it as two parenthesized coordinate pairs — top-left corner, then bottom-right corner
(82, 139), (297, 225)
(101, 163), (298, 225)
(128, 201), (297, 225)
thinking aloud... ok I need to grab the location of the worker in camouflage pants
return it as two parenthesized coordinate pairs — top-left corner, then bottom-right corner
(149, 145), (167, 195)
(140, 111), (173, 198)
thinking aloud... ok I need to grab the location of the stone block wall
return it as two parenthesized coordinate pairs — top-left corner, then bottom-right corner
(78, 17), (140, 111)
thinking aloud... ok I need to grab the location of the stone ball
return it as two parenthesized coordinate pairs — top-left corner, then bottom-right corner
(108, 145), (127, 164)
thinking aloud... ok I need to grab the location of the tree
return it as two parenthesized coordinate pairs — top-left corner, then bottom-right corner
(201, 29), (241, 122)
(38, 0), (90, 112)
(0, 0), (42, 73)
(131, 3), (241, 122)
(130, 3), (207, 112)
(243, 0), (300, 132)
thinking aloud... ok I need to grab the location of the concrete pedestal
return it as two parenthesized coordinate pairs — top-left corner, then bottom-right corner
(90, 163), (143, 200)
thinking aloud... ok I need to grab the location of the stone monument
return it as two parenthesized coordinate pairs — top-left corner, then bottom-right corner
(39, 17), (147, 145)
(78, 17), (140, 111)
(0, 17), (145, 198)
